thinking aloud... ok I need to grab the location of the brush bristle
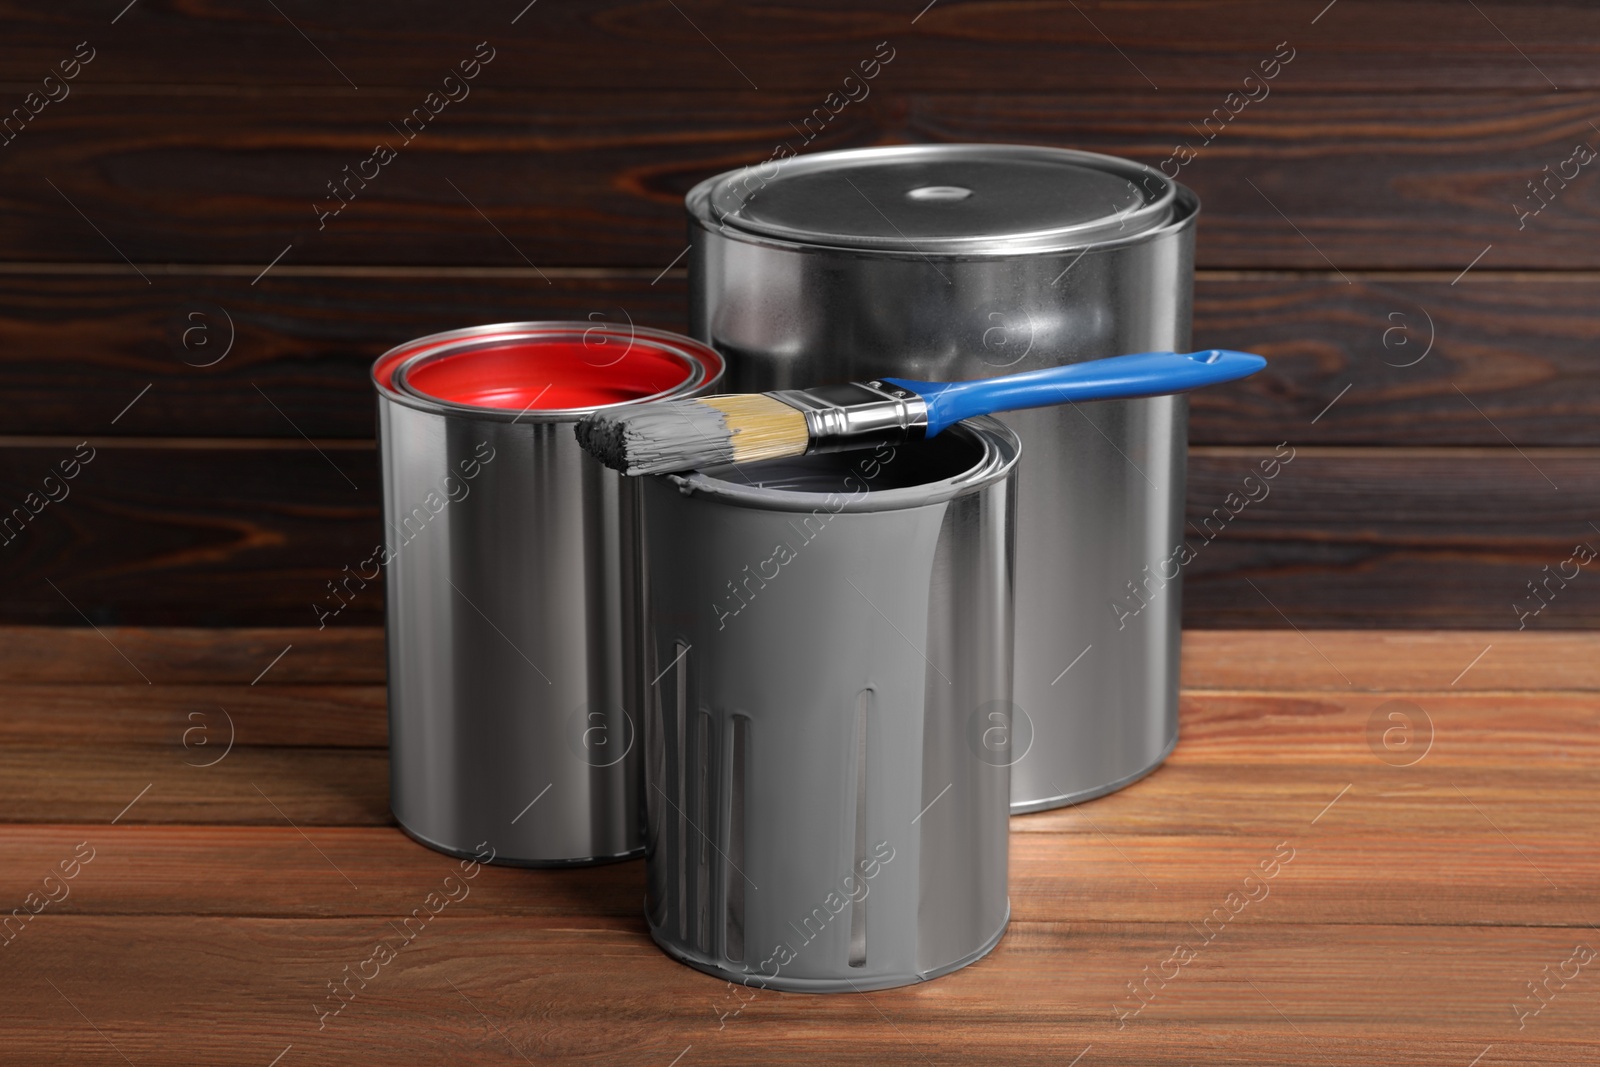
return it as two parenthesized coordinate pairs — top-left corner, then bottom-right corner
(574, 393), (809, 476)
(702, 394), (810, 465)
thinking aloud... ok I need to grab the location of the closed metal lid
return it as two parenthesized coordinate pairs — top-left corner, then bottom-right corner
(689, 144), (1175, 254)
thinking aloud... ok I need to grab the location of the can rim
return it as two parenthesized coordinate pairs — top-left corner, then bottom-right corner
(687, 143), (1181, 256)
(663, 415), (1021, 513)
(371, 322), (725, 422)
(393, 335), (701, 420)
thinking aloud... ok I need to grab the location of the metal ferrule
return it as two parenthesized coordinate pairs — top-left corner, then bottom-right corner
(768, 380), (929, 455)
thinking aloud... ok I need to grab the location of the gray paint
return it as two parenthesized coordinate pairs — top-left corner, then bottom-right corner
(573, 396), (735, 475)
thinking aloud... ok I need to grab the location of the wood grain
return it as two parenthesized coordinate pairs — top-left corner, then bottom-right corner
(1181, 629), (1600, 691)
(917, 90), (1600, 270)
(0, 441), (380, 627)
(1, 921), (1596, 1063)
(1184, 446), (1600, 629)
(3, 626), (1589, 688)
(0, 745), (389, 826)
(2, 822), (1594, 927)
(2, 443), (1596, 627)
(0, 754), (1537, 833)
(3, 271), (1598, 446)
(0, 270), (687, 440)
(0, 625), (384, 683)
(1191, 274), (1600, 446)
(4, 90), (1598, 268)
(0, 0), (1595, 1052)
(0, 684), (386, 746)
(6, 682), (1595, 759)
(0, 627), (1594, 1064)
(5, 688), (1596, 834)
(4, 1), (1598, 91)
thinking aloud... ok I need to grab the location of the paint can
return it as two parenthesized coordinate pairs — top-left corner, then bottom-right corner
(687, 144), (1195, 812)
(372, 322), (724, 866)
(639, 417), (1020, 991)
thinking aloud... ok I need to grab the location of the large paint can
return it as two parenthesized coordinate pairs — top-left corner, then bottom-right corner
(639, 418), (1020, 990)
(688, 144), (1196, 812)
(373, 323), (723, 865)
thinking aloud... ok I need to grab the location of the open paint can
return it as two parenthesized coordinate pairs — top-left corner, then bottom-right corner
(689, 144), (1195, 812)
(373, 322), (724, 866)
(639, 418), (1019, 991)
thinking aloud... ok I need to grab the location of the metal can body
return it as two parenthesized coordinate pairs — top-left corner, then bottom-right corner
(373, 323), (723, 865)
(687, 145), (1196, 812)
(639, 420), (1020, 991)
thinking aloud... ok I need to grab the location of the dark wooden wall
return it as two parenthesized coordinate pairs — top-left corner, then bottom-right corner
(2, 1), (1596, 628)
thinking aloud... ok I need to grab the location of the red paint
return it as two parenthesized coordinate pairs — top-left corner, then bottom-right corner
(405, 338), (693, 411)
(374, 337), (452, 391)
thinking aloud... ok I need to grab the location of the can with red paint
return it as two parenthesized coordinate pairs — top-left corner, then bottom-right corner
(372, 322), (724, 866)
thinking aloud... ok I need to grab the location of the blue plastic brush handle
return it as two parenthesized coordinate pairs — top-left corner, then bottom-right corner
(884, 349), (1268, 437)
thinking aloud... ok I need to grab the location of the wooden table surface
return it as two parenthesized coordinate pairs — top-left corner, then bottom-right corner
(3, 627), (1597, 1065)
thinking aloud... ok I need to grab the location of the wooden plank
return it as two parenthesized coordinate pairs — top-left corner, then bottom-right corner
(1181, 630), (1600, 691)
(1191, 274), (1600, 446)
(917, 90), (1600, 271)
(0, 746), (390, 825)
(0, 441), (381, 627)
(0, 816), (1592, 926)
(3, 689), (1595, 827)
(0, 684), (385, 746)
(5, 90), (1600, 268)
(4, 681), (1594, 757)
(1010, 828), (1600, 925)
(0, 825), (647, 920)
(1, 919), (1595, 1063)
(4, 271), (1600, 446)
(0, 628), (1592, 1062)
(3, 627), (1590, 689)
(0, 270), (687, 440)
(3, 442), (1597, 626)
(0, 626), (384, 683)
(1013, 762), (1600, 838)
(4, 1), (1598, 91)
(1162, 690), (1600, 764)
(1184, 447), (1600, 629)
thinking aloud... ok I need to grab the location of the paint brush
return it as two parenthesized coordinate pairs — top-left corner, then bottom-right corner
(574, 348), (1266, 476)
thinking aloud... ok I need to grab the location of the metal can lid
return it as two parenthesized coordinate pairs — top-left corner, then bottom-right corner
(688, 144), (1175, 254)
